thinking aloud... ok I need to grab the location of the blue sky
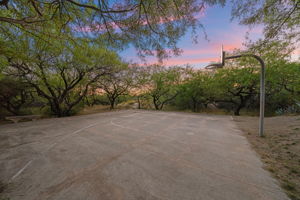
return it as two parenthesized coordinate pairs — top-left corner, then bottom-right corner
(119, 2), (264, 68)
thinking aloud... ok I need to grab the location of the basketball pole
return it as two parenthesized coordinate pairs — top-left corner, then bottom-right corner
(205, 46), (265, 137)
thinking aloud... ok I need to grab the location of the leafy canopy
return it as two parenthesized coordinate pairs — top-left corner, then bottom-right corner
(0, 0), (226, 59)
(231, 0), (300, 43)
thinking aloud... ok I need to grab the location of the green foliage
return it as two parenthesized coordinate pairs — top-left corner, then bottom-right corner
(174, 71), (214, 112)
(0, 77), (34, 115)
(95, 64), (134, 109)
(212, 67), (259, 115)
(231, 0), (299, 42)
(131, 57), (299, 116)
(1, 34), (123, 117)
(265, 62), (300, 113)
(241, 39), (296, 66)
(146, 65), (182, 110)
(0, 0), (299, 118)
(84, 95), (110, 107)
(0, 0), (225, 59)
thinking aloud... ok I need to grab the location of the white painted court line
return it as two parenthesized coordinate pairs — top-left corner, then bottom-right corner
(8, 120), (105, 182)
(46, 121), (101, 151)
(9, 160), (32, 182)
(110, 119), (142, 133)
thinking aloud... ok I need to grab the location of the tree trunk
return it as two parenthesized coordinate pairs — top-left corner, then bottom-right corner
(85, 97), (92, 107)
(234, 106), (242, 116)
(6, 104), (19, 115)
(110, 98), (115, 109)
(153, 97), (160, 110)
(50, 101), (63, 117)
(159, 103), (164, 110)
(191, 97), (197, 112)
(234, 95), (248, 116)
(137, 96), (141, 109)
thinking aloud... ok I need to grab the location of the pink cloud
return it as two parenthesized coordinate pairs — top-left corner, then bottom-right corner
(131, 42), (243, 67)
(164, 57), (219, 65)
(181, 43), (241, 56)
(140, 57), (219, 66)
(291, 48), (300, 61)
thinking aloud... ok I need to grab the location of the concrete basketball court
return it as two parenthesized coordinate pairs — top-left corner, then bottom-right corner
(0, 110), (289, 200)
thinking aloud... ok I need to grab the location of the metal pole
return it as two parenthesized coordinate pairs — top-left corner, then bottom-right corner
(225, 54), (265, 137)
(256, 56), (265, 137)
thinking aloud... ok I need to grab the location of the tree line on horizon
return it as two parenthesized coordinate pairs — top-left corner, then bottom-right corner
(0, 0), (299, 117)
(0, 38), (299, 117)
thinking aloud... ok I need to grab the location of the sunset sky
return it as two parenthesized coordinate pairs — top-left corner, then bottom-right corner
(119, 2), (265, 68)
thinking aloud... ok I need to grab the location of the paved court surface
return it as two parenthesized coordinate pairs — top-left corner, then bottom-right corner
(0, 110), (289, 200)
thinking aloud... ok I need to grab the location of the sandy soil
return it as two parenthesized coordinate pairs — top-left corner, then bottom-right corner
(234, 115), (300, 200)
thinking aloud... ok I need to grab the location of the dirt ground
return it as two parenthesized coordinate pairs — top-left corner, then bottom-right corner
(233, 115), (300, 200)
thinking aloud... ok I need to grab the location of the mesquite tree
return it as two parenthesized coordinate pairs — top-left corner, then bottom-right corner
(96, 65), (134, 109)
(147, 66), (182, 110)
(4, 38), (122, 116)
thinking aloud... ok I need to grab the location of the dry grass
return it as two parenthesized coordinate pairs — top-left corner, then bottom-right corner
(0, 104), (133, 125)
(77, 105), (111, 115)
(234, 115), (300, 200)
(77, 102), (137, 116)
